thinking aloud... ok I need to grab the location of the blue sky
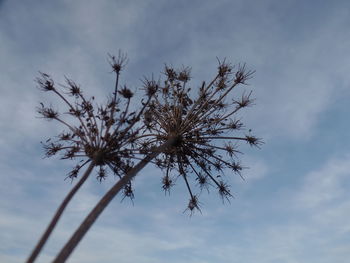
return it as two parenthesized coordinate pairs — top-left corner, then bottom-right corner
(1, 0), (350, 262)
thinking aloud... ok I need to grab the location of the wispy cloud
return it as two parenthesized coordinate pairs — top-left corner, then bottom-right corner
(1, 0), (350, 262)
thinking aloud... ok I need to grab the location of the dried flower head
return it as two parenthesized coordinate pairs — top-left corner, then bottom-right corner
(37, 52), (156, 200)
(142, 59), (262, 214)
(108, 50), (128, 74)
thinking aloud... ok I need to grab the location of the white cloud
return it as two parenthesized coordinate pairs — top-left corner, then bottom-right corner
(2, 1), (350, 263)
(240, 155), (268, 182)
(295, 155), (350, 209)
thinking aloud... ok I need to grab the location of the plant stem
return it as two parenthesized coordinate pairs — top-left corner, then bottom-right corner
(52, 138), (176, 263)
(26, 161), (95, 263)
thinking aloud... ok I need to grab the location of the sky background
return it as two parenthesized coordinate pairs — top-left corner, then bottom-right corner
(1, 0), (350, 262)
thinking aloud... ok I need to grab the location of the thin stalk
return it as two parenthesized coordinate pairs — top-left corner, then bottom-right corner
(184, 75), (219, 121)
(53, 90), (93, 144)
(26, 161), (95, 263)
(178, 155), (194, 199)
(187, 106), (240, 135)
(78, 93), (100, 146)
(197, 136), (248, 141)
(112, 95), (153, 140)
(111, 98), (131, 139)
(52, 138), (177, 263)
(103, 73), (120, 138)
(53, 117), (88, 145)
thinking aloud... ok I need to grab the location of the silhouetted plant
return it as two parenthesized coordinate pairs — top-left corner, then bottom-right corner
(52, 58), (262, 262)
(27, 51), (157, 263)
(142, 61), (262, 214)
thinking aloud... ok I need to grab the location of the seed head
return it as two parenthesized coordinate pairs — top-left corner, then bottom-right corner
(37, 53), (155, 200)
(36, 72), (55, 91)
(142, 60), (262, 214)
(108, 50), (128, 74)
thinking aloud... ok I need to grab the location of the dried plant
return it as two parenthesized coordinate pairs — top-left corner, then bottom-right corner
(142, 61), (262, 214)
(27, 51), (157, 263)
(52, 59), (262, 262)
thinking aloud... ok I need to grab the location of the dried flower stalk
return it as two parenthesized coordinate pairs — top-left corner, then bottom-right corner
(142, 61), (262, 213)
(52, 59), (262, 262)
(27, 52), (157, 263)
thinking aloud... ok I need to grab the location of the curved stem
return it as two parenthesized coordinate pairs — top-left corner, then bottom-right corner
(26, 161), (95, 263)
(52, 138), (176, 263)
